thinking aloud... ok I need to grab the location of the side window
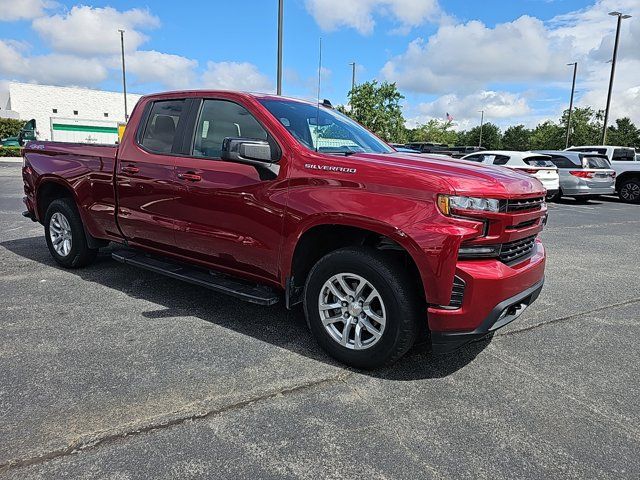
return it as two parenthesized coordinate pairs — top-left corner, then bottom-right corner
(464, 154), (483, 162)
(193, 100), (268, 158)
(493, 155), (510, 165)
(612, 148), (634, 161)
(140, 100), (186, 154)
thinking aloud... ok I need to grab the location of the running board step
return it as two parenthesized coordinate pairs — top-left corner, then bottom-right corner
(111, 249), (280, 306)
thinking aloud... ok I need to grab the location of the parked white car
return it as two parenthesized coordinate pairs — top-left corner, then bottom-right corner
(565, 146), (640, 203)
(461, 151), (560, 198)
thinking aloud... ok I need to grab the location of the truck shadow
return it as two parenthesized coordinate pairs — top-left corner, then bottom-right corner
(2, 236), (489, 381)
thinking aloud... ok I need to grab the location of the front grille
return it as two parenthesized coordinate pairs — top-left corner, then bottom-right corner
(504, 197), (544, 213)
(499, 235), (537, 264)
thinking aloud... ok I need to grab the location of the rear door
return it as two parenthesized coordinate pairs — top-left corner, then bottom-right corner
(115, 98), (191, 250)
(171, 97), (286, 283)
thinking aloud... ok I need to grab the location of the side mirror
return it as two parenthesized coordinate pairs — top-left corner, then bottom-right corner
(221, 137), (280, 180)
(221, 138), (273, 163)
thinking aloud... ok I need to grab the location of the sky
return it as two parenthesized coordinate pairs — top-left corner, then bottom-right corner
(1, 0), (639, 131)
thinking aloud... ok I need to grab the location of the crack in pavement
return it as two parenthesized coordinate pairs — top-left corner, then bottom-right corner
(0, 372), (351, 475)
(494, 297), (640, 338)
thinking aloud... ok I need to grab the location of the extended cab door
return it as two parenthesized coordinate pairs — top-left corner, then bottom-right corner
(115, 98), (191, 251)
(172, 98), (286, 283)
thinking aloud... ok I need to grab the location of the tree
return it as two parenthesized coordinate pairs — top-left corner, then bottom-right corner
(529, 121), (564, 150)
(457, 122), (502, 150)
(0, 118), (27, 140)
(502, 125), (532, 151)
(409, 119), (457, 145)
(339, 80), (406, 143)
(607, 117), (640, 147)
(561, 107), (601, 147)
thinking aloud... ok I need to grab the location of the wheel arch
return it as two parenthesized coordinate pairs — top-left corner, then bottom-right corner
(284, 216), (430, 309)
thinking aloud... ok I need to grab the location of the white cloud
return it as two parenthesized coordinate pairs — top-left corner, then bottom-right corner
(32, 6), (160, 56)
(382, 16), (569, 94)
(123, 51), (197, 90)
(0, 0), (53, 21)
(201, 61), (273, 92)
(0, 39), (107, 85)
(407, 90), (532, 129)
(305, 0), (442, 35)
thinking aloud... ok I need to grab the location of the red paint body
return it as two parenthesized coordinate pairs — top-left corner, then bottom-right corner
(22, 91), (547, 337)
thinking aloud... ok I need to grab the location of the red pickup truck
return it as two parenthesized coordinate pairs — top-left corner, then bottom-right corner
(22, 90), (546, 368)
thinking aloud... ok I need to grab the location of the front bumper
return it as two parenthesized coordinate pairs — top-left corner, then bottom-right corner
(428, 239), (546, 353)
(431, 278), (544, 353)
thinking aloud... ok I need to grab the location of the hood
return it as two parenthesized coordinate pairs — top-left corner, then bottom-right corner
(352, 152), (546, 198)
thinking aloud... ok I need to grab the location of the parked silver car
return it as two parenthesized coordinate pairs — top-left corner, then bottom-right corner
(533, 151), (616, 201)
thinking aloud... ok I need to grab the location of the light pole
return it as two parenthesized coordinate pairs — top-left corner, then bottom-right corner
(478, 110), (484, 147)
(602, 11), (631, 145)
(277, 0), (284, 95)
(348, 62), (356, 92)
(565, 62), (578, 149)
(118, 29), (128, 120)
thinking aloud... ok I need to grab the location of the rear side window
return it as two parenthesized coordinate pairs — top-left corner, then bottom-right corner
(492, 155), (510, 165)
(547, 155), (578, 168)
(524, 156), (555, 167)
(140, 100), (186, 154)
(583, 156), (611, 169)
(612, 148), (635, 161)
(193, 100), (268, 158)
(464, 154), (483, 162)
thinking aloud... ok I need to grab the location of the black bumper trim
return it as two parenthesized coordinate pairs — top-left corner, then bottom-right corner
(22, 210), (37, 222)
(430, 278), (544, 354)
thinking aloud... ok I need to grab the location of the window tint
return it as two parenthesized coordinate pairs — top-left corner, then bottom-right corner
(547, 155), (577, 168)
(141, 100), (186, 154)
(492, 155), (510, 165)
(583, 156), (611, 169)
(524, 156), (555, 167)
(569, 147), (607, 155)
(193, 100), (268, 158)
(612, 148), (635, 161)
(464, 154), (483, 162)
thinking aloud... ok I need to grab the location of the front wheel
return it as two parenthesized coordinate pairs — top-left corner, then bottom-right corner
(619, 178), (640, 203)
(304, 247), (422, 369)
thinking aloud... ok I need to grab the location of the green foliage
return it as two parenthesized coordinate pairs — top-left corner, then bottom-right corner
(341, 80), (406, 143)
(561, 107), (602, 147)
(0, 146), (21, 157)
(457, 122), (502, 150)
(529, 121), (565, 150)
(0, 118), (27, 140)
(408, 119), (457, 145)
(607, 117), (640, 147)
(502, 125), (532, 151)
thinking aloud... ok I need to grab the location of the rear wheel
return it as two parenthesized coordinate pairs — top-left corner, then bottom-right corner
(44, 198), (97, 268)
(619, 178), (640, 203)
(550, 189), (563, 202)
(304, 247), (421, 369)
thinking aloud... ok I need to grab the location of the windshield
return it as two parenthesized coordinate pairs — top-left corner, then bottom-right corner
(259, 99), (393, 155)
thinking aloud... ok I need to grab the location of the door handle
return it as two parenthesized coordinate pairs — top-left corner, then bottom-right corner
(121, 165), (139, 174)
(178, 172), (202, 182)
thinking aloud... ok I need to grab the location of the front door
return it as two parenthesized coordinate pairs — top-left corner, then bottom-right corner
(173, 98), (286, 283)
(116, 99), (188, 251)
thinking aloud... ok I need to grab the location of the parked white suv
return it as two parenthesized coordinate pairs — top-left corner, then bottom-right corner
(461, 151), (560, 198)
(565, 146), (640, 203)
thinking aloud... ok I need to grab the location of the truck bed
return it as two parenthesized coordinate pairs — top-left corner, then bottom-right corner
(22, 141), (121, 242)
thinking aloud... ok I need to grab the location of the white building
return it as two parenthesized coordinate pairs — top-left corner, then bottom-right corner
(0, 82), (142, 143)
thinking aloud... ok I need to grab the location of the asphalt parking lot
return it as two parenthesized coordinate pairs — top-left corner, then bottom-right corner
(1, 160), (639, 479)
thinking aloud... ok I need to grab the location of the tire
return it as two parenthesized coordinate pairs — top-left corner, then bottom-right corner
(549, 189), (562, 202)
(618, 178), (640, 204)
(573, 196), (592, 203)
(303, 247), (421, 369)
(44, 198), (98, 268)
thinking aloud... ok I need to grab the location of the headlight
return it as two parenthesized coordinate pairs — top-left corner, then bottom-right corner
(437, 195), (501, 215)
